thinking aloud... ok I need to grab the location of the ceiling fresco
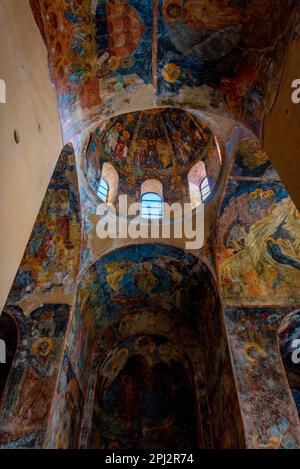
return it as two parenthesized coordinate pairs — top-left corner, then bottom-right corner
(1, 0), (300, 450)
(30, 0), (299, 137)
(85, 107), (220, 202)
(74, 243), (218, 335)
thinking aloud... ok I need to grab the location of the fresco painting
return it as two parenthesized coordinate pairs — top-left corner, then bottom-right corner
(210, 132), (300, 447)
(157, 0), (296, 134)
(75, 244), (218, 331)
(225, 307), (300, 448)
(33, 0), (154, 123)
(46, 352), (84, 449)
(66, 244), (243, 448)
(231, 139), (279, 179)
(85, 108), (220, 204)
(0, 304), (70, 448)
(1, 0), (300, 450)
(94, 0), (153, 85)
(30, 0), (299, 137)
(8, 145), (81, 305)
(217, 179), (300, 305)
(0, 145), (80, 447)
(90, 335), (198, 449)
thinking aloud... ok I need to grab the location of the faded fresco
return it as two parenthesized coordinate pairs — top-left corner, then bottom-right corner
(215, 134), (300, 447)
(0, 145), (81, 448)
(0, 304), (70, 448)
(46, 352), (84, 449)
(217, 138), (300, 306)
(157, 0), (297, 134)
(0, 0), (300, 451)
(90, 335), (198, 449)
(7, 145), (81, 305)
(30, 0), (299, 137)
(64, 244), (243, 448)
(225, 307), (300, 448)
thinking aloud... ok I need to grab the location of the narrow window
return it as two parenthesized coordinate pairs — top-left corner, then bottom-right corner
(97, 178), (109, 202)
(141, 192), (163, 219)
(200, 177), (211, 203)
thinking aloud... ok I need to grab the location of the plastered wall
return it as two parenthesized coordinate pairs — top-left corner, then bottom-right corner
(264, 37), (300, 209)
(0, 0), (63, 311)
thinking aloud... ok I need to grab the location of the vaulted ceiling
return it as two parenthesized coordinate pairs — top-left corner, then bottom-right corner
(84, 107), (220, 202)
(30, 0), (299, 139)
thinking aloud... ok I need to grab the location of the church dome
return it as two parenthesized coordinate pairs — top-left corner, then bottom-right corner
(85, 108), (221, 207)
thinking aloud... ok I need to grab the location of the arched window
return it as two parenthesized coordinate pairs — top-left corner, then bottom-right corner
(141, 192), (163, 219)
(97, 177), (109, 202)
(98, 163), (119, 204)
(200, 177), (211, 202)
(141, 180), (163, 220)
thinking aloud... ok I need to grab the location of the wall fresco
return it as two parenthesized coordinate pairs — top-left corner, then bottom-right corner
(217, 179), (300, 306)
(67, 244), (244, 448)
(76, 244), (217, 331)
(7, 144), (81, 305)
(211, 131), (300, 447)
(225, 307), (300, 448)
(94, 0), (153, 87)
(90, 334), (198, 449)
(231, 139), (279, 179)
(79, 307), (212, 448)
(0, 304), (70, 448)
(0, 145), (81, 447)
(33, 0), (154, 126)
(4, 1), (300, 449)
(68, 243), (216, 389)
(45, 351), (84, 449)
(85, 108), (220, 204)
(157, 0), (297, 135)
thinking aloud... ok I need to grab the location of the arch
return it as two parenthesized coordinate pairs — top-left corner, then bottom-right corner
(141, 179), (163, 198)
(188, 161), (207, 208)
(0, 312), (18, 403)
(141, 180), (163, 219)
(69, 244), (244, 448)
(100, 162), (119, 204)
